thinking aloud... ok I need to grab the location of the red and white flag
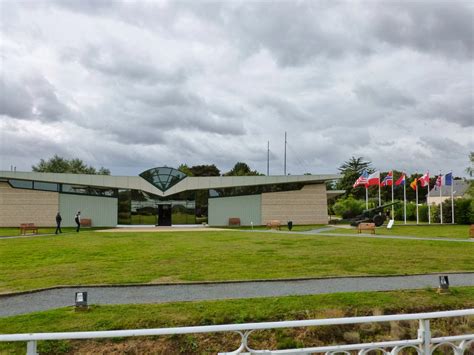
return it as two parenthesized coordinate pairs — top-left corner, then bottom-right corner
(419, 172), (430, 187)
(367, 171), (380, 186)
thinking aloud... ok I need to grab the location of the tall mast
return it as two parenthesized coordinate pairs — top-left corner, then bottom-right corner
(267, 141), (270, 176)
(284, 132), (287, 175)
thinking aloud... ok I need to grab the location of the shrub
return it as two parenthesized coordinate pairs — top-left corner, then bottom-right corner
(333, 197), (366, 219)
(454, 198), (473, 224)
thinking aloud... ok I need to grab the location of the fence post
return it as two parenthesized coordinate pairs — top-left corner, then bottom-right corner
(418, 319), (431, 354)
(26, 340), (37, 355)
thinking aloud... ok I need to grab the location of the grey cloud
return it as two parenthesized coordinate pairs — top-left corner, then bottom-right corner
(354, 84), (417, 109)
(372, 2), (474, 60)
(0, 75), (70, 122)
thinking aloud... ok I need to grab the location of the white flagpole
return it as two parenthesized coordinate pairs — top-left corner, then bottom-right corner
(403, 177), (406, 224)
(378, 182), (381, 207)
(427, 174), (431, 225)
(365, 186), (368, 210)
(451, 176), (454, 224)
(439, 172), (443, 224)
(416, 181), (419, 225)
(391, 172), (394, 219)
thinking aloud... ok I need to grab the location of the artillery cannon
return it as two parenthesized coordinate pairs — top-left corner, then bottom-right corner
(350, 202), (399, 227)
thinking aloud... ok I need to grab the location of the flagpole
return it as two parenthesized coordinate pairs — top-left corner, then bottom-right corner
(439, 172), (443, 224)
(427, 175), (431, 225)
(365, 186), (368, 210)
(403, 177), (406, 224)
(451, 176), (454, 224)
(391, 171), (394, 220)
(378, 182), (381, 207)
(416, 182), (419, 225)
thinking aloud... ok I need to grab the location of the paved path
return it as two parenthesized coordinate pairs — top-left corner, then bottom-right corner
(1, 273), (473, 318)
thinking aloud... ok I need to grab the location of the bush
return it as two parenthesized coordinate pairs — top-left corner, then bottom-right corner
(333, 197), (366, 219)
(454, 198), (473, 224)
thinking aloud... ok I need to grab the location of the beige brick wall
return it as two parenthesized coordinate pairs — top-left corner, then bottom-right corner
(0, 182), (59, 227)
(261, 184), (328, 225)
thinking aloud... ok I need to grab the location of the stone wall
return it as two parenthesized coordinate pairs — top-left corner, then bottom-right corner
(261, 184), (328, 225)
(0, 182), (59, 227)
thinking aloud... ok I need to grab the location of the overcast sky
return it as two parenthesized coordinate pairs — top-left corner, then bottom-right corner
(0, 0), (473, 177)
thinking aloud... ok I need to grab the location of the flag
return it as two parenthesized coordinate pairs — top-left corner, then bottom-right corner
(410, 178), (417, 190)
(367, 171), (380, 186)
(381, 171), (393, 186)
(395, 174), (406, 186)
(435, 174), (442, 187)
(419, 172), (430, 187)
(443, 172), (453, 186)
(353, 171), (369, 188)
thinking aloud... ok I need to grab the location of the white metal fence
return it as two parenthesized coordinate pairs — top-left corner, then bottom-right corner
(0, 309), (472, 354)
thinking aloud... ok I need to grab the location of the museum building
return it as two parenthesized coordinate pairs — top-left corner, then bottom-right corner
(0, 168), (341, 227)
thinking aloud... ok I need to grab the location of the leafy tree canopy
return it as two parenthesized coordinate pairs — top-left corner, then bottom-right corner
(32, 155), (110, 175)
(336, 156), (374, 198)
(224, 162), (263, 176)
(188, 164), (220, 177)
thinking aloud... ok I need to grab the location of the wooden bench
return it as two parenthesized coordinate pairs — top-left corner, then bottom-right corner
(357, 222), (376, 234)
(470, 224), (474, 238)
(19, 223), (39, 235)
(80, 218), (92, 227)
(228, 218), (241, 227)
(266, 220), (281, 230)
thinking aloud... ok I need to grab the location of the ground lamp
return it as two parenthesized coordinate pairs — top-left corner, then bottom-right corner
(75, 291), (88, 310)
(437, 276), (450, 294)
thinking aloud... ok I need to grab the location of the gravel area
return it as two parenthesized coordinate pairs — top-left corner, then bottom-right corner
(1, 273), (473, 317)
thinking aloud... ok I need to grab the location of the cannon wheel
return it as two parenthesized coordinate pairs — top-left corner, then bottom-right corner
(373, 214), (385, 227)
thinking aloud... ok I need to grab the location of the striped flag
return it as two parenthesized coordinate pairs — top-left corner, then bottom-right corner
(410, 178), (418, 190)
(353, 171), (369, 188)
(435, 174), (442, 187)
(395, 174), (406, 186)
(419, 172), (430, 187)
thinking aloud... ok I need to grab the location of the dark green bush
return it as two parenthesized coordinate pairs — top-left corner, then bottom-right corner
(333, 197), (366, 219)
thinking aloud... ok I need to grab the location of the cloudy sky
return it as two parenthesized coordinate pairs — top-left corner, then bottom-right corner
(0, 0), (472, 177)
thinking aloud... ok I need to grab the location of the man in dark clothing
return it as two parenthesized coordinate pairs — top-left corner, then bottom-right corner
(55, 212), (62, 234)
(75, 211), (81, 232)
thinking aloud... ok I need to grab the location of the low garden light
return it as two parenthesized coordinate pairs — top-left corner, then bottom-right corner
(437, 276), (450, 294)
(75, 291), (88, 310)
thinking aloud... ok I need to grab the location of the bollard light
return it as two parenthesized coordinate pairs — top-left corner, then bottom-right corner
(75, 291), (88, 310)
(437, 276), (450, 294)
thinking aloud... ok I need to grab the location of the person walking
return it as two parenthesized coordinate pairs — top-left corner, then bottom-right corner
(75, 211), (81, 232)
(55, 212), (62, 234)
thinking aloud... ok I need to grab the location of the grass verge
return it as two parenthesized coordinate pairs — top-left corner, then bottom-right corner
(326, 224), (471, 239)
(0, 288), (473, 354)
(0, 230), (473, 293)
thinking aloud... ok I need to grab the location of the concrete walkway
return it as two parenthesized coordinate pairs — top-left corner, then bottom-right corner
(1, 273), (473, 318)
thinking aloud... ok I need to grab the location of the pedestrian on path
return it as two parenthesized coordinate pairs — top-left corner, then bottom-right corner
(75, 211), (81, 232)
(55, 212), (62, 234)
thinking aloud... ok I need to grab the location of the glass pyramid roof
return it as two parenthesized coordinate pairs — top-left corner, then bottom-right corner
(139, 167), (187, 192)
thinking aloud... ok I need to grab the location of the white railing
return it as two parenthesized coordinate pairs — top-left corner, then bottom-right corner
(0, 309), (472, 354)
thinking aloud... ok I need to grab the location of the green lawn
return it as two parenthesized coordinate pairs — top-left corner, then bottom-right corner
(1, 230), (473, 293)
(326, 224), (471, 239)
(224, 224), (327, 232)
(1, 288), (473, 354)
(0, 227), (105, 237)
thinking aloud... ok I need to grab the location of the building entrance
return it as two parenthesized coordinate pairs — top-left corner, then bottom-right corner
(157, 204), (172, 226)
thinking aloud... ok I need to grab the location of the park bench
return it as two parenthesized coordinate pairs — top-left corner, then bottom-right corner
(357, 222), (376, 235)
(470, 224), (474, 238)
(266, 220), (281, 230)
(80, 218), (92, 227)
(228, 217), (241, 227)
(19, 223), (39, 235)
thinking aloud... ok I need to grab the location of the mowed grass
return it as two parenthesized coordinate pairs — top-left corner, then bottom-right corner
(0, 227), (104, 237)
(1, 230), (473, 293)
(1, 288), (473, 353)
(327, 224), (472, 239)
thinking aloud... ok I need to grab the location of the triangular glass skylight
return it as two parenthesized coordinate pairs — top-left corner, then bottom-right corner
(139, 167), (187, 192)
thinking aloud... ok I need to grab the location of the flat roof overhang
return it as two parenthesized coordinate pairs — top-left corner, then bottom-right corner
(0, 171), (342, 197)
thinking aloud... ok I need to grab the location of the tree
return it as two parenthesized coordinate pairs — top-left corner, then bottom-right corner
(466, 152), (474, 197)
(188, 164), (220, 177)
(224, 162), (262, 176)
(336, 156), (374, 198)
(32, 155), (110, 175)
(177, 164), (194, 176)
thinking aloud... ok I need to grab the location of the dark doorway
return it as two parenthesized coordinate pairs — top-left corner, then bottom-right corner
(157, 204), (172, 226)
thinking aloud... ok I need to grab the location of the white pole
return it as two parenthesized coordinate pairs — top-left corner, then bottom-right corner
(451, 178), (454, 224)
(267, 141), (270, 176)
(403, 178), (406, 224)
(378, 182), (381, 207)
(427, 176), (431, 225)
(284, 132), (287, 175)
(391, 172), (394, 219)
(416, 182), (419, 225)
(439, 172), (443, 224)
(365, 186), (368, 210)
